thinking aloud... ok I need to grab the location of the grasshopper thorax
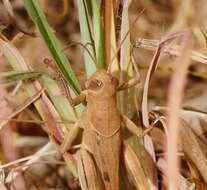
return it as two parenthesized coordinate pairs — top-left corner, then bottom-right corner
(85, 70), (119, 99)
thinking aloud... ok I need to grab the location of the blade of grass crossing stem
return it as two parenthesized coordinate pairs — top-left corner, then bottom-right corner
(77, 0), (97, 76)
(22, 0), (81, 94)
(91, 0), (105, 69)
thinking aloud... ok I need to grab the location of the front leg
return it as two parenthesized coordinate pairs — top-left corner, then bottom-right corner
(72, 90), (87, 106)
(122, 115), (155, 138)
(117, 61), (140, 91)
(117, 76), (140, 91)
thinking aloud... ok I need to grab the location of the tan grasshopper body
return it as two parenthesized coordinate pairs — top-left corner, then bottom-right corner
(61, 70), (151, 190)
(81, 70), (121, 190)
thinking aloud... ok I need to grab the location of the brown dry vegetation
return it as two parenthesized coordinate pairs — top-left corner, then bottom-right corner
(1, 0), (207, 189)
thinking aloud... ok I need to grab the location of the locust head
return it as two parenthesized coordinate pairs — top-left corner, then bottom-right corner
(85, 70), (119, 99)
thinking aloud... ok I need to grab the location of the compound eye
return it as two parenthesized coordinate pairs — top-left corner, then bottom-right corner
(110, 76), (119, 87)
(87, 79), (103, 90)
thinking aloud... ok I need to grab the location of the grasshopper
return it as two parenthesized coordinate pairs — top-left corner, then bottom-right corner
(59, 68), (154, 190)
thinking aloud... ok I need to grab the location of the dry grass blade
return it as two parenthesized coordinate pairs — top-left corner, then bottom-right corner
(5, 142), (54, 183)
(141, 30), (190, 129)
(180, 120), (207, 184)
(153, 106), (207, 142)
(152, 106), (207, 187)
(2, 0), (14, 19)
(0, 162), (7, 190)
(0, 66), (9, 190)
(165, 30), (193, 190)
(123, 144), (150, 190)
(141, 30), (192, 163)
(136, 38), (207, 65)
(157, 158), (195, 189)
(0, 88), (44, 130)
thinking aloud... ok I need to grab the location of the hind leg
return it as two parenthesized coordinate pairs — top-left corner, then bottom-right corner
(77, 149), (103, 190)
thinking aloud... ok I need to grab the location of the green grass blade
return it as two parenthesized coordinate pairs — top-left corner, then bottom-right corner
(77, 0), (97, 76)
(91, 0), (105, 69)
(2, 71), (42, 83)
(22, 0), (81, 94)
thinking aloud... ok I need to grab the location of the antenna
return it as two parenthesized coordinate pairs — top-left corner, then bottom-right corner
(63, 42), (98, 69)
